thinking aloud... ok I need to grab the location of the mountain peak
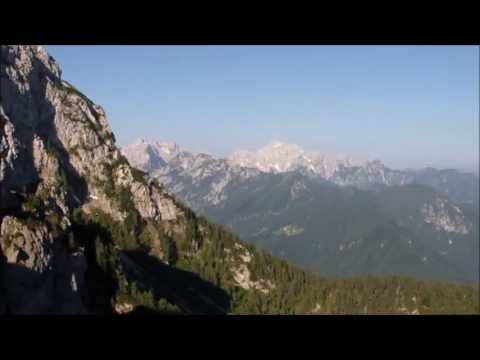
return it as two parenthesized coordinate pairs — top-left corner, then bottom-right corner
(261, 141), (304, 153)
(121, 138), (182, 171)
(153, 140), (179, 157)
(227, 141), (305, 173)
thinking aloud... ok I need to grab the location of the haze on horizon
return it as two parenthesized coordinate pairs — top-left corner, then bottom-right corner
(46, 45), (479, 173)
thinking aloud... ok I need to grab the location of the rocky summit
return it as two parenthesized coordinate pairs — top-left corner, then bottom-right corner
(0, 46), (478, 315)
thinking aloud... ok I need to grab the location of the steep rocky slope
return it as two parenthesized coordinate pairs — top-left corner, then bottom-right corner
(1, 45), (477, 315)
(0, 45), (204, 313)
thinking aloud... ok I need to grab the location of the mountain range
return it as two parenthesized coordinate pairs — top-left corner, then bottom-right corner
(122, 139), (479, 284)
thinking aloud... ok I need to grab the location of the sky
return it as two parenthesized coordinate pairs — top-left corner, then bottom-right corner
(46, 45), (479, 172)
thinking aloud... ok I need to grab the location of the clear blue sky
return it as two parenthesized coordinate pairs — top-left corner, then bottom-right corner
(46, 45), (479, 172)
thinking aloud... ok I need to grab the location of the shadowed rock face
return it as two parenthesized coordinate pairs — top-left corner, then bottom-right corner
(1, 46), (88, 313)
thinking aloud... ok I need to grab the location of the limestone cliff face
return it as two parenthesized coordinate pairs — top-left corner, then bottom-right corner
(0, 45), (192, 313)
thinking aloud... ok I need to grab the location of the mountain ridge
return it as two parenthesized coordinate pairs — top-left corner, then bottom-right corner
(123, 138), (479, 284)
(123, 138), (479, 205)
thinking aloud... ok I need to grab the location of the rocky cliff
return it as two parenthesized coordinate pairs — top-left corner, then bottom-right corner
(0, 45), (206, 313)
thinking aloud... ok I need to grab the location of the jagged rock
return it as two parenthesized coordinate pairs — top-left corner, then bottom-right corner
(115, 302), (134, 314)
(0, 216), (54, 272)
(0, 216), (87, 313)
